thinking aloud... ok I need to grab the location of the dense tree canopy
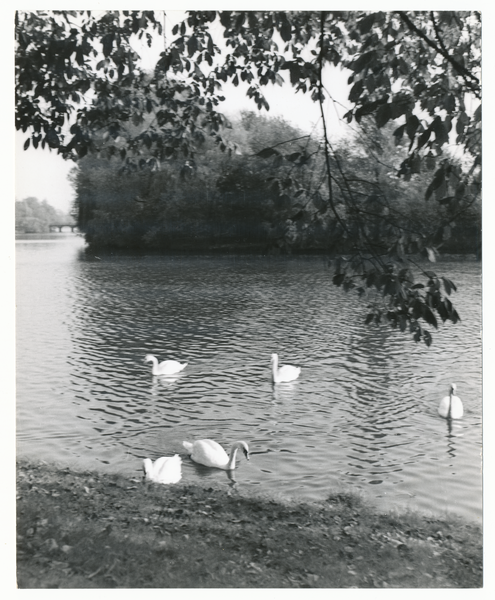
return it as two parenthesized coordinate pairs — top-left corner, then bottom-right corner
(15, 10), (481, 344)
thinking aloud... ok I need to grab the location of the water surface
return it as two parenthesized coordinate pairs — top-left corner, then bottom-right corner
(16, 234), (482, 522)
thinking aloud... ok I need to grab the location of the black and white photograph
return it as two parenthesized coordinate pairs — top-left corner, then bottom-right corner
(12, 4), (484, 590)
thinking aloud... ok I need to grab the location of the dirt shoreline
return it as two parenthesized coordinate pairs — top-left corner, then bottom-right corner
(16, 458), (482, 588)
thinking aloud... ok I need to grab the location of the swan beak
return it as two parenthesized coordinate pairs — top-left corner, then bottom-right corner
(244, 450), (250, 461)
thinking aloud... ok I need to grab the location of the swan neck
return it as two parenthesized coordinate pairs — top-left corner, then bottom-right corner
(272, 356), (278, 380)
(226, 444), (240, 470)
(147, 356), (158, 374)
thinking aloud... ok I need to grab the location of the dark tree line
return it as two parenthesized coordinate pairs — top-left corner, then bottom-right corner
(72, 111), (480, 258)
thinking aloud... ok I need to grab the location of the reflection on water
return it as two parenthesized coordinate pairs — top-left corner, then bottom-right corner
(16, 235), (482, 521)
(150, 373), (187, 395)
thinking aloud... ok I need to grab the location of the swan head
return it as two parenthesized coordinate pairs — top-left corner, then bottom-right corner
(144, 354), (155, 363)
(238, 441), (250, 461)
(142, 458), (152, 480)
(271, 353), (278, 362)
(450, 383), (457, 394)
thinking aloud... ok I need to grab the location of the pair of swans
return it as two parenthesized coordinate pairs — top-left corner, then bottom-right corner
(438, 383), (464, 420)
(143, 439), (250, 484)
(145, 352), (302, 383)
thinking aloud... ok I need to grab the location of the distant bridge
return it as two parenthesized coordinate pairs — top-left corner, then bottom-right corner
(49, 224), (79, 233)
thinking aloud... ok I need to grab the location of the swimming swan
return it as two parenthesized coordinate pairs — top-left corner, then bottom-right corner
(142, 455), (182, 484)
(183, 439), (250, 470)
(145, 354), (188, 376)
(271, 353), (301, 383)
(438, 383), (463, 419)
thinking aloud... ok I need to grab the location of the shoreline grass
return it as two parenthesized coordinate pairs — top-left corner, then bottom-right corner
(16, 458), (482, 588)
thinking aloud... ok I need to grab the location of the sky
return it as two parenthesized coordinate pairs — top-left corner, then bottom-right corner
(14, 9), (352, 213)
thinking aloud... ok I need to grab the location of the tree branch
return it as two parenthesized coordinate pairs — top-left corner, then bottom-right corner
(318, 12), (348, 234)
(397, 11), (480, 98)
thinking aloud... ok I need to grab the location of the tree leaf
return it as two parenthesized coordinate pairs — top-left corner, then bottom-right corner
(352, 51), (377, 73)
(432, 117), (449, 145)
(406, 115), (420, 141)
(349, 79), (364, 103)
(278, 14), (292, 42)
(426, 247), (436, 262)
(358, 13), (375, 34)
(441, 277), (457, 294)
(257, 147), (280, 159)
(423, 305), (438, 328)
(187, 35), (198, 56)
(375, 103), (392, 128)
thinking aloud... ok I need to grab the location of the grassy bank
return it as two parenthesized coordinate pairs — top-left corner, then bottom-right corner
(16, 459), (482, 588)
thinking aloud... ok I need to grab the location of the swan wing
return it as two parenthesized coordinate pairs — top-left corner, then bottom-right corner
(438, 395), (450, 418)
(277, 365), (301, 383)
(438, 395), (464, 419)
(450, 396), (464, 419)
(154, 455), (182, 484)
(157, 360), (187, 375)
(190, 439), (229, 468)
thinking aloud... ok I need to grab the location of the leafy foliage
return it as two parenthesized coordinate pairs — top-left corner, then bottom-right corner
(16, 11), (229, 163)
(153, 10), (481, 344)
(16, 10), (481, 344)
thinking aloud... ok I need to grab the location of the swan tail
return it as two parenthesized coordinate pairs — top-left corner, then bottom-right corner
(183, 441), (193, 454)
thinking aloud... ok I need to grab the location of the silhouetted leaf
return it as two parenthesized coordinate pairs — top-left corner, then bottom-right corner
(423, 305), (438, 328)
(441, 277), (457, 295)
(257, 147), (280, 159)
(349, 80), (364, 103)
(376, 104), (392, 128)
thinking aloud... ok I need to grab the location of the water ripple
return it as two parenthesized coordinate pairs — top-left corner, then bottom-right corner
(16, 240), (482, 521)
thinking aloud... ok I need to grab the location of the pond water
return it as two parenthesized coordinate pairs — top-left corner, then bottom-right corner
(16, 234), (482, 522)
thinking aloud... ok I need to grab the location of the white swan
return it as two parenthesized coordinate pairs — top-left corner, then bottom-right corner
(271, 353), (301, 383)
(438, 383), (464, 419)
(145, 354), (187, 376)
(142, 455), (182, 484)
(183, 439), (250, 470)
